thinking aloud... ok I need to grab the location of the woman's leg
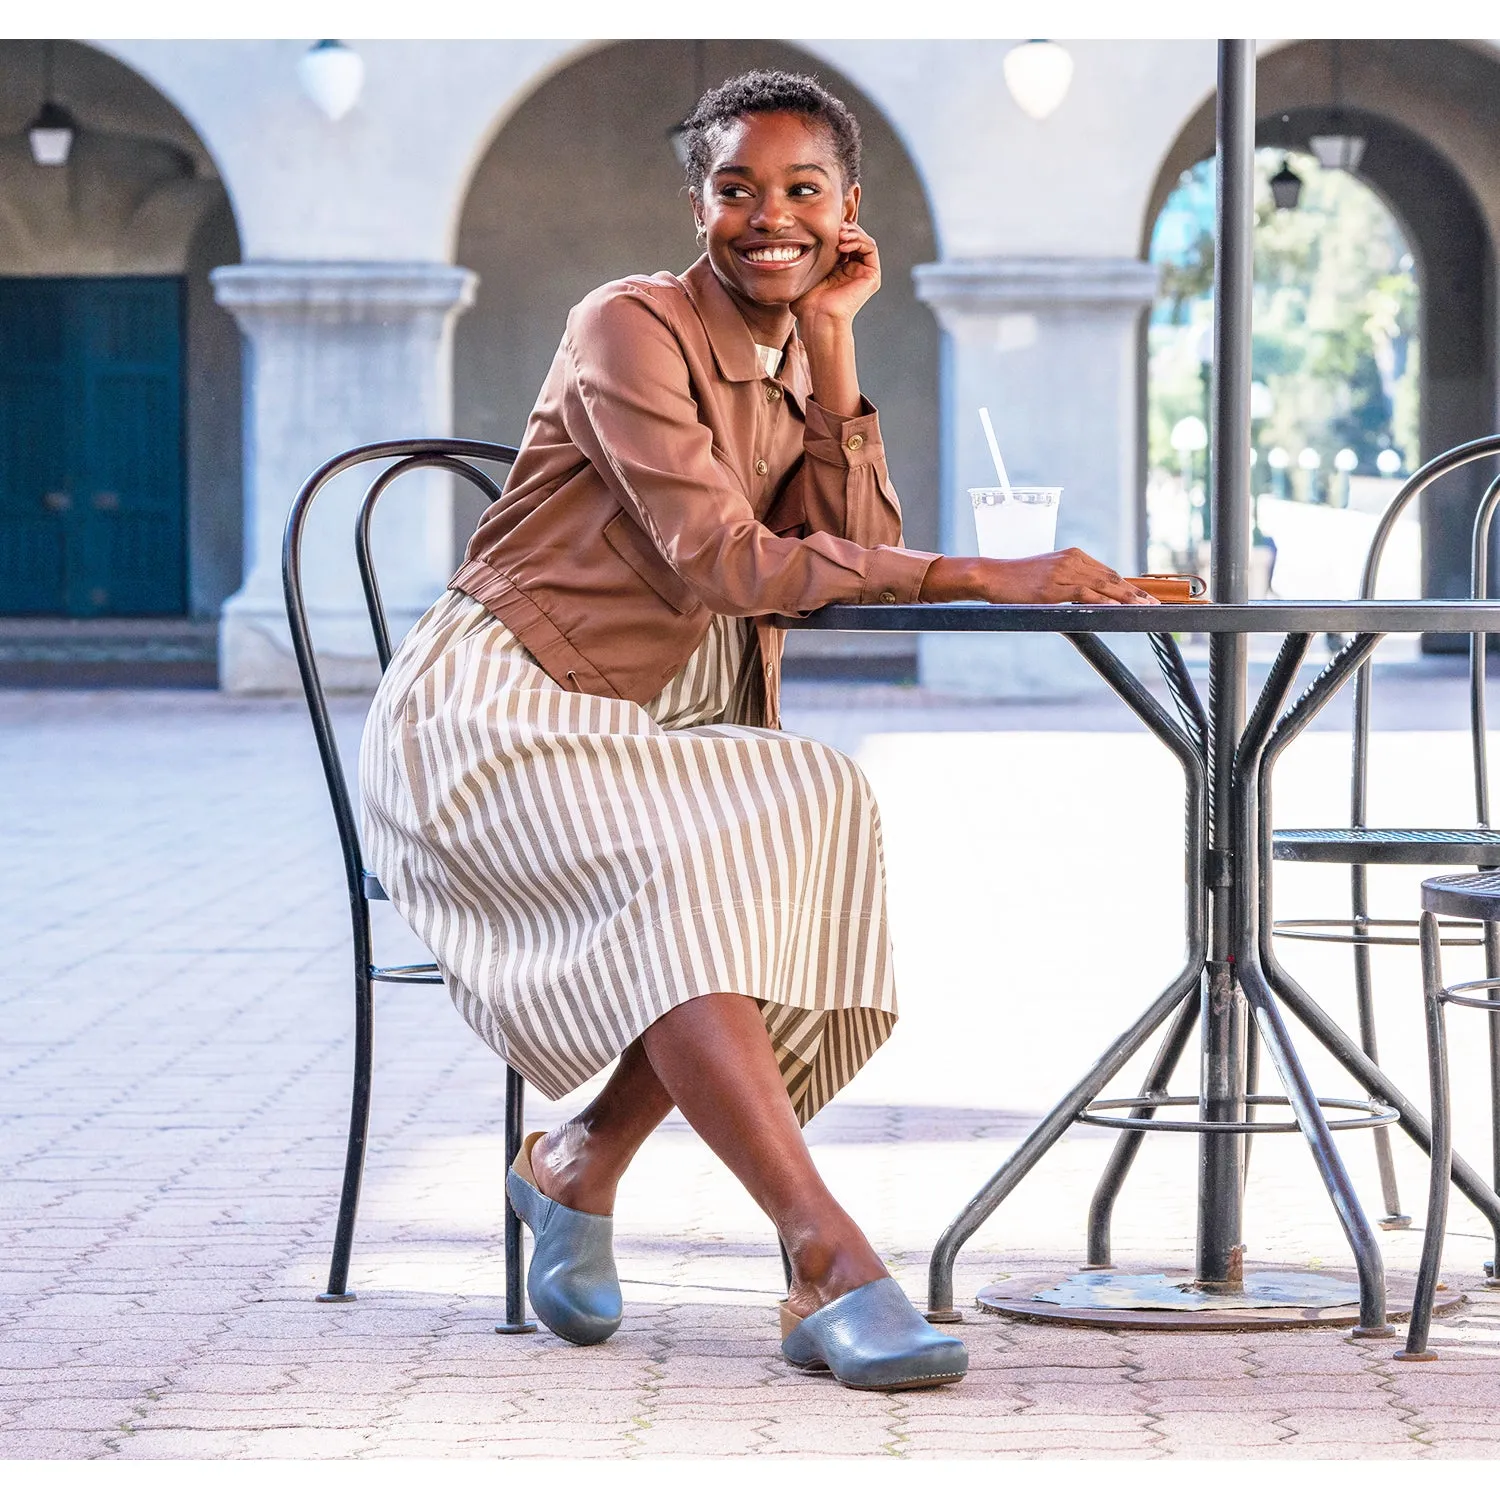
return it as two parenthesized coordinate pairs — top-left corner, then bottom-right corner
(532, 992), (888, 1318)
(641, 992), (887, 1318)
(529, 1037), (674, 1216)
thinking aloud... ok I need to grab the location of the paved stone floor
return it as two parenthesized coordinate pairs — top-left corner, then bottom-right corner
(9, 671), (1500, 1460)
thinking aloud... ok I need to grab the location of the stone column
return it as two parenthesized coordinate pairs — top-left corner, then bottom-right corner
(913, 257), (1159, 697)
(211, 262), (477, 693)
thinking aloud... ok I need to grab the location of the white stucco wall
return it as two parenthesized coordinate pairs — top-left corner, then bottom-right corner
(98, 39), (1225, 274)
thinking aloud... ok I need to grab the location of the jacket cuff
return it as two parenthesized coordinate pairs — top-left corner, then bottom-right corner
(859, 546), (938, 605)
(803, 398), (883, 469)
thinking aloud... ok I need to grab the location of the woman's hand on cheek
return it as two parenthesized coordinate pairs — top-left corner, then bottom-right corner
(790, 223), (882, 328)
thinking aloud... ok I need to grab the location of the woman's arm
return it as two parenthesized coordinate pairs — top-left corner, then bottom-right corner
(920, 553), (1156, 606)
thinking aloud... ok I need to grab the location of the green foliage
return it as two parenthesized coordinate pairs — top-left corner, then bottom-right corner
(1148, 150), (1419, 492)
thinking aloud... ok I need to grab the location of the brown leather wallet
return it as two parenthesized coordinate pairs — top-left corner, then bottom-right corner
(1124, 574), (1210, 603)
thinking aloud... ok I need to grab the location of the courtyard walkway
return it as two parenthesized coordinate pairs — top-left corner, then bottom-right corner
(7, 668), (1500, 1460)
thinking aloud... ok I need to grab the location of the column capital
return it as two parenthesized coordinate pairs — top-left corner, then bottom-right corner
(211, 261), (477, 321)
(914, 256), (1159, 318)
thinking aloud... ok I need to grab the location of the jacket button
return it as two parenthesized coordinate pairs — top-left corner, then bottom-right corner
(754, 458), (769, 476)
(765, 385), (782, 401)
(878, 590), (897, 603)
(846, 433), (865, 452)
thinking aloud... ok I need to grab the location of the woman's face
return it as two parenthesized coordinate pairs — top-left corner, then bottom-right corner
(692, 111), (860, 321)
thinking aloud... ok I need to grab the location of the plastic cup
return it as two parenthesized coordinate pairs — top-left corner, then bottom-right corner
(970, 486), (1062, 559)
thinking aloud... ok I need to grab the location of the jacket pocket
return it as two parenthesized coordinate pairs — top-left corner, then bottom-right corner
(602, 509), (698, 615)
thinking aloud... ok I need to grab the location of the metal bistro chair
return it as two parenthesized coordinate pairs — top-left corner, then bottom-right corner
(282, 437), (536, 1334)
(1272, 435), (1500, 1235)
(1400, 870), (1500, 1359)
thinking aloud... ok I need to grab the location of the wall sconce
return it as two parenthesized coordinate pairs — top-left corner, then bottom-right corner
(27, 41), (77, 166)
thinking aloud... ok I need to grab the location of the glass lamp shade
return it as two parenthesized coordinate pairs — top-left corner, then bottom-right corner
(1310, 134), (1366, 172)
(1269, 159), (1303, 211)
(1298, 447), (1321, 471)
(298, 39), (364, 122)
(1170, 416), (1208, 453)
(1334, 447), (1359, 473)
(1376, 448), (1403, 476)
(27, 101), (76, 166)
(1268, 447), (1291, 470)
(1003, 40), (1074, 121)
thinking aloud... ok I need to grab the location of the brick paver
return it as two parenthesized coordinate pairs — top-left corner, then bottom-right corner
(8, 680), (1500, 1458)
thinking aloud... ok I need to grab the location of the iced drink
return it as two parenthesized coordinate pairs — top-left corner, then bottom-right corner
(970, 486), (1061, 559)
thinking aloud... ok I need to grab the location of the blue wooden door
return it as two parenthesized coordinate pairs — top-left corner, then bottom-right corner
(0, 278), (184, 616)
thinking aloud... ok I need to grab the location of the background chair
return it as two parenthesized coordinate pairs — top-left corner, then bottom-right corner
(1272, 435), (1500, 1235)
(282, 438), (536, 1334)
(1398, 870), (1500, 1359)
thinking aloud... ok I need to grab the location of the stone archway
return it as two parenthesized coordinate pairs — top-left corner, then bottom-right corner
(452, 40), (940, 675)
(0, 39), (242, 629)
(1142, 40), (1499, 617)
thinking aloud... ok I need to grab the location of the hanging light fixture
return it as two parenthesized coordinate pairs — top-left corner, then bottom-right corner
(27, 41), (77, 166)
(1269, 157), (1304, 211)
(1003, 40), (1074, 121)
(1309, 40), (1365, 172)
(298, 40), (364, 122)
(667, 40), (707, 168)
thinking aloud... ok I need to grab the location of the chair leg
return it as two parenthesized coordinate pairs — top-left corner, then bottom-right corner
(1399, 911), (1452, 1360)
(318, 961), (374, 1302)
(1486, 921), (1500, 1276)
(1352, 869), (1408, 1227)
(496, 1065), (537, 1334)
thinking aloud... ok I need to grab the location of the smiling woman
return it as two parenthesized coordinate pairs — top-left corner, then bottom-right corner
(358, 68), (1144, 1391)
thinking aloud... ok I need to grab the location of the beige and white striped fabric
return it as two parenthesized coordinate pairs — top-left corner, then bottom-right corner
(359, 588), (897, 1123)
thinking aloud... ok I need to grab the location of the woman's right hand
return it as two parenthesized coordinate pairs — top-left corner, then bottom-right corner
(918, 552), (1157, 606)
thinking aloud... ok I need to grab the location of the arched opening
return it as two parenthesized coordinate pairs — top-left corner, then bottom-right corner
(452, 40), (939, 675)
(1147, 147), (1423, 599)
(0, 40), (242, 629)
(1141, 40), (1497, 632)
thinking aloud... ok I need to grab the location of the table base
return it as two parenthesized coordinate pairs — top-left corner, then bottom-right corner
(972, 1268), (1460, 1333)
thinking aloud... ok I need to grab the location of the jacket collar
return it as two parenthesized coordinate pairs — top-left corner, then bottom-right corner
(681, 256), (811, 408)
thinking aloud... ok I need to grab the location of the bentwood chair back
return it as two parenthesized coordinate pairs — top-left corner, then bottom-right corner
(282, 439), (535, 1334)
(1272, 434), (1500, 1230)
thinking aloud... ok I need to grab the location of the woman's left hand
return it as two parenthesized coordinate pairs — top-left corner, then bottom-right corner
(790, 222), (882, 328)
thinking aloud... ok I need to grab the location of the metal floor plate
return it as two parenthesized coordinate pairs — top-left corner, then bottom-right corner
(973, 1268), (1463, 1333)
(1034, 1270), (1357, 1311)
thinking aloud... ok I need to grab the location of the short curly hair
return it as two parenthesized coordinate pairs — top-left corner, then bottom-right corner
(682, 69), (862, 192)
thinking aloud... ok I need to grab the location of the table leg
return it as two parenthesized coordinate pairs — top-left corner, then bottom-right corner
(925, 634), (1207, 1317)
(1085, 990), (1201, 1269)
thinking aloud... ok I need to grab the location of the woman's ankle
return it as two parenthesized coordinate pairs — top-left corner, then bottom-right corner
(781, 1224), (888, 1319)
(530, 1122), (622, 1216)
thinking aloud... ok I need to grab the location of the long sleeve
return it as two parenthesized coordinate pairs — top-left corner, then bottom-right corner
(561, 286), (934, 618)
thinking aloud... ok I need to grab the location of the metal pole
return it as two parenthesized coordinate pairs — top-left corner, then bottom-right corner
(1198, 38), (1256, 1290)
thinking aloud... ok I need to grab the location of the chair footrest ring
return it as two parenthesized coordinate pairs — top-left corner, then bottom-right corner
(1272, 917), (1484, 948)
(370, 962), (444, 985)
(1440, 977), (1500, 1011)
(1078, 1093), (1398, 1133)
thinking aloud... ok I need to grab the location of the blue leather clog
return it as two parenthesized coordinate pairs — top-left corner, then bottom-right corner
(780, 1277), (968, 1390)
(506, 1130), (623, 1346)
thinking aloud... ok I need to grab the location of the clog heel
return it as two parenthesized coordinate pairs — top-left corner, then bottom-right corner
(506, 1130), (622, 1346)
(780, 1278), (967, 1391)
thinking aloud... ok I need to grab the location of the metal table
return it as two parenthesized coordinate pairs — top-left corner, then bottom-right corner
(774, 599), (1500, 1334)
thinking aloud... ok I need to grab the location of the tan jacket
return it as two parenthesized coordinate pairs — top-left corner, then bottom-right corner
(451, 256), (936, 724)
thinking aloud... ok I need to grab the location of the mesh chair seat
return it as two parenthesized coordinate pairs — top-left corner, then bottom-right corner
(1422, 871), (1500, 922)
(1273, 827), (1500, 865)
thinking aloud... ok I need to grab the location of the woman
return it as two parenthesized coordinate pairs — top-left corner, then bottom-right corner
(361, 69), (1152, 1392)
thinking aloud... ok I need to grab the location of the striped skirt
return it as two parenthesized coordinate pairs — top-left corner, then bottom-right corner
(359, 589), (898, 1123)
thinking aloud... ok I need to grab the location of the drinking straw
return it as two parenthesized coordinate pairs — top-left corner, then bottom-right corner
(978, 407), (1018, 506)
